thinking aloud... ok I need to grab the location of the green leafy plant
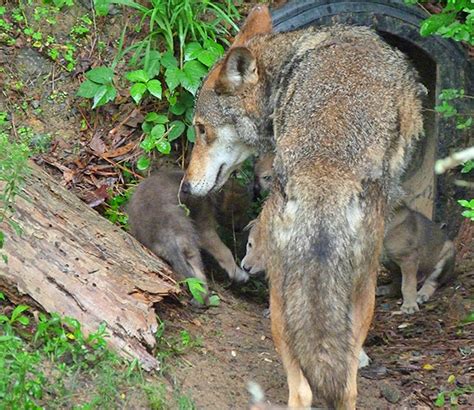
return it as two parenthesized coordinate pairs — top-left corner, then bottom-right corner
(127, 69), (162, 103)
(76, 0), (240, 168)
(457, 199), (474, 220)
(104, 188), (133, 228)
(181, 278), (220, 307)
(434, 374), (474, 407)
(77, 66), (117, 108)
(419, 0), (474, 44)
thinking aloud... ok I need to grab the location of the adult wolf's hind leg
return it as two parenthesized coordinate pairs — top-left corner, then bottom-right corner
(337, 269), (377, 410)
(270, 283), (312, 408)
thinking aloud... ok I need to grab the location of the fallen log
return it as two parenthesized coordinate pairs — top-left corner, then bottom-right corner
(0, 162), (179, 371)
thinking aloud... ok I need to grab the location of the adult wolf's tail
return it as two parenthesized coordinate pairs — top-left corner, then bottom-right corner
(275, 174), (382, 407)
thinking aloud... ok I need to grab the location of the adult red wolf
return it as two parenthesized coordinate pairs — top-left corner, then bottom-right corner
(182, 5), (424, 408)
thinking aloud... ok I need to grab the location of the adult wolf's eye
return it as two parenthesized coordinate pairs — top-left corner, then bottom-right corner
(196, 124), (206, 138)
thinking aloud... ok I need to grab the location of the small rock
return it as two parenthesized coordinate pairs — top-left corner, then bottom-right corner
(380, 382), (401, 404)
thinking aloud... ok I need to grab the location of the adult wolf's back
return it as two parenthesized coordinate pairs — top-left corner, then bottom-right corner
(183, 5), (424, 409)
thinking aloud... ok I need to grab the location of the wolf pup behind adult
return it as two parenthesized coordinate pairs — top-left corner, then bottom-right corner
(182, 5), (424, 408)
(127, 170), (248, 300)
(381, 204), (456, 314)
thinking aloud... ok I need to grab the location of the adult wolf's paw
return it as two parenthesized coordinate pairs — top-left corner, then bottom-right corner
(233, 267), (249, 283)
(401, 301), (419, 314)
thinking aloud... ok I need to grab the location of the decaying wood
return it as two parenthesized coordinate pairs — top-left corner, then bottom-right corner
(0, 162), (179, 371)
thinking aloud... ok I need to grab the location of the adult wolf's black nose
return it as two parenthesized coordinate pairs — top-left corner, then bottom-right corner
(242, 265), (251, 273)
(181, 181), (191, 194)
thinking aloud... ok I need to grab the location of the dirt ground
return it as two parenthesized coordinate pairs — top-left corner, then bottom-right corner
(154, 253), (473, 409)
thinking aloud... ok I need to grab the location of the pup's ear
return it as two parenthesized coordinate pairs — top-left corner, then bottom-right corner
(232, 5), (272, 47)
(215, 47), (258, 94)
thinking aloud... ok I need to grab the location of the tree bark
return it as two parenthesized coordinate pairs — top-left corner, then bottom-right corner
(0, 162), (179, 371)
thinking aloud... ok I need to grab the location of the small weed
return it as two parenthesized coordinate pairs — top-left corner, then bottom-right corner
(434, 374), (474, 407)
(104, 187), (134, 228)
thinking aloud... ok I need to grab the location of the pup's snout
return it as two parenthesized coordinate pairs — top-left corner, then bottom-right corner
(242, 264), (251, 273)
(180, 181), (191, 194)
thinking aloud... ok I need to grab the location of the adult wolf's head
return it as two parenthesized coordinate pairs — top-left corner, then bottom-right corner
(182, 5), (272, 196)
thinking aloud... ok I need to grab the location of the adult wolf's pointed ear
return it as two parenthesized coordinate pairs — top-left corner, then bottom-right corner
(215, 47), (257, 95)
(232, 5), (272, 47)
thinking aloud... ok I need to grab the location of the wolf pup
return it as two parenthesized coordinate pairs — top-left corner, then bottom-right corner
(182, 5), (424, 408)
(127, 169), (248, 299)
(254, 153), (275, 198)
(380, 204), (456, 314)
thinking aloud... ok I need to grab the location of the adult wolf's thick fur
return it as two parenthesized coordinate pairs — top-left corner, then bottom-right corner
(183, 6), (424, 408)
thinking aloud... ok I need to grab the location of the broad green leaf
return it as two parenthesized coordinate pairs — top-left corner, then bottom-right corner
(145, 50), (161, 78)
(161, 51), (178, 69)
(126, 69), (149, 83)
(155, 139), (171, 155)
(165, 67), (181, 91)
(0, 231), (4, 248)
(140, 135), (155, 152)
(204, 39), (224, 58)
(145, 112), (169, 124)
(130, 82), (147, 104)
(92, 85), (108, 109)
(169, 101), (186, 115)
(181, 61), (208, 95)
(186, 126), (195, 142)
(136, 156), (151, 170)
(98, 83), (117, 107)
(151, 124), (165, 139)
(85, 66), (114, 84)
(77, 79), (100, 98)
(168, 120), (186, 141)
(147, 79), (162, 99)
(185, 107), (194, 123)
(197, 49), (218, 67)
(180, 91), (195, 108)
(184, 278), (206, 304)
(184, 42), (202, 61)
(142, 121), (153, 133)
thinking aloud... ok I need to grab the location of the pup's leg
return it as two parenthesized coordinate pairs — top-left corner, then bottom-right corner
(417, 240), (455, 304)
(399, 255), (420, 314)
(199, 226), (249, 283)
(270, 283), (312, 409)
